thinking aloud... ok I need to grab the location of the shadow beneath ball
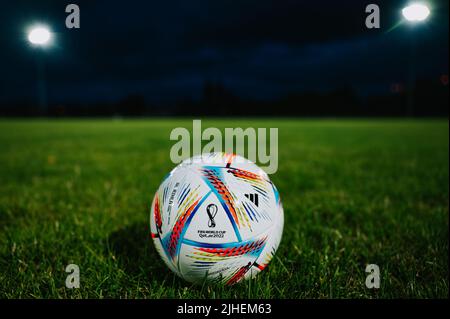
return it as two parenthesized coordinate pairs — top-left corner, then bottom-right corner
(107, 222), (235, 294)
(107, 222), (176, 284)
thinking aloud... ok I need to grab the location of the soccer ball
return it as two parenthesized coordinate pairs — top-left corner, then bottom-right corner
(150, 153), (284, 285)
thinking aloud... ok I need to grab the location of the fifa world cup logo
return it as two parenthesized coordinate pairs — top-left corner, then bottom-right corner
(206, 204), (218, 228)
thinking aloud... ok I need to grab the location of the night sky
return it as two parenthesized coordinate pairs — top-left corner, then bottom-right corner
(0, 0), (448, 107)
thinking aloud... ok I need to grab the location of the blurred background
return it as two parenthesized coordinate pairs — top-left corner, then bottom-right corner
(0, 0), (448, 118)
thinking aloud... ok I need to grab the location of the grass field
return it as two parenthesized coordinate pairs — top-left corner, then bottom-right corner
(0, 118), (448, 298)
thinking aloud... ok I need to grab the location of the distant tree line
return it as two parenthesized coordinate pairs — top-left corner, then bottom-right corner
(0, 78), (448, 117)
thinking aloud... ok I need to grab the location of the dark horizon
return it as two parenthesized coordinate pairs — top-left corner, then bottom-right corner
(0, 0), (448, 117)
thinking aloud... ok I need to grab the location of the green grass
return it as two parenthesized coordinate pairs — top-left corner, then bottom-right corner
(0, 118), (448, 298)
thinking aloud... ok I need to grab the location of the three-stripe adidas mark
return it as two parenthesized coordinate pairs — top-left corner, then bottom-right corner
(244, 193), (259, 207)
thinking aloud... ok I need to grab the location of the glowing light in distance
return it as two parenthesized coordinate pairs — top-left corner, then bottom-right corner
(28, 26), (52, 46)
(402, 3), (430, 22)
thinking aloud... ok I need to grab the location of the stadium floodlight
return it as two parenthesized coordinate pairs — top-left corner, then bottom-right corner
(27, 25), (52, 46)
(26, 24), (53, 114)
(402, 3), (430, 22)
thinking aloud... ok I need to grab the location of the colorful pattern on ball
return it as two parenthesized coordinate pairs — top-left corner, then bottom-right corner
(150, 152), (284, 285)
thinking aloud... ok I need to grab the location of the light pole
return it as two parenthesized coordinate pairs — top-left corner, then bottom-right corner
(401, 3), (430, 117)
(27, 25), (53, 115)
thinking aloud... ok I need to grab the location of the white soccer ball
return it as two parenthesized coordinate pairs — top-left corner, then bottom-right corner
(150, 153), (284, 285)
